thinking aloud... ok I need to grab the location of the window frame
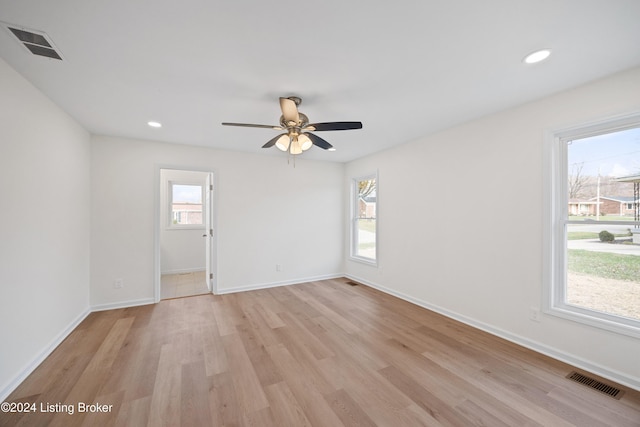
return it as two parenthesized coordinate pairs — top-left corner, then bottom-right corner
(544, 113), (640, 338)
(167, 180), (205, 230)
(350, 172), (378, 265)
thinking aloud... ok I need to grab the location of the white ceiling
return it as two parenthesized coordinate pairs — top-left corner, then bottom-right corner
(1, 0), (640, 162)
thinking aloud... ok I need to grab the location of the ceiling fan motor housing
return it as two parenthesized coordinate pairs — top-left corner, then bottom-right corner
(287, 96), (302, 106)
(280, 112), (309, 130)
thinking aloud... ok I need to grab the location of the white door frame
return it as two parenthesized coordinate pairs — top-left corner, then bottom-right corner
(154, 165), (217, 302)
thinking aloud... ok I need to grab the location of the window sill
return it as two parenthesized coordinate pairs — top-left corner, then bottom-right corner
(349, 255), (378, 267)
(545, 303), (640, 339)
(166, 225), (205, 231)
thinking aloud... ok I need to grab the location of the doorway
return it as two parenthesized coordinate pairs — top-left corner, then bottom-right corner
(157, 168), (216, 300)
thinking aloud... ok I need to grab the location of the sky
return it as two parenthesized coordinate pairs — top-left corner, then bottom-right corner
(172, 184), (202, 204)
(568, 127), (640, 177)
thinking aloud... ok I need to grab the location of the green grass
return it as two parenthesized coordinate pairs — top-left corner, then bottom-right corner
(567, 231), (631, 240)
(358, 242), (376, 250)
(568, 249), (640, 282)
(357, 219), (376, 233)
(567, 232), (600, 240)
(568, 215), (634, 221)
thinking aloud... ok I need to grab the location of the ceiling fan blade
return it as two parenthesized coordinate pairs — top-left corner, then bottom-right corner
(262, 133), (288, 148)
(222, 122), (283, 130)
(304, 132), (333, 150)
(305, 121), (363, 131)
(279, 97), (300, 124)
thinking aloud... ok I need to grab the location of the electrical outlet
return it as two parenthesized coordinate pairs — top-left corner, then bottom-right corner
(529, 307), (540, 322)
(276, 264), (282, 272)
(114, 278), (123, 289)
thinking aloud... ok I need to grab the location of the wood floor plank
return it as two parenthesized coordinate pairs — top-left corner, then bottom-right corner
(315, 317), (391, 372)
(9, 328), (90, 399)
(113, 396), (151, 427)
(265, 343), (346, 427)
(286, 285), (360, 334)
(242, 406), (277, 427)
(211, 297), (240, 336)
(235, 320), (283, 387)
(180, 360), (212, 427)
(147, 343), (182, 427)
(264, 381), (313, 427)
(201, 320), (228, 377)
(221, 333), (270, 413)
(378, 364), (476, 427)
(253, 300), (287, 329)
(2, 278), (639, 426)
(276, 311), (334, 361)
(400, 403), (448, 427)
(272, 327), (336, 396)
(324, 388), (378, 427)
(79, 389), (123, 427)
(207, 372), (240, 427)
(548, 385), (640, 427)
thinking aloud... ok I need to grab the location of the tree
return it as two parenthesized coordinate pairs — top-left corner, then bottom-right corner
(568, 162), (588, 198)
(358, 179), (376, 198)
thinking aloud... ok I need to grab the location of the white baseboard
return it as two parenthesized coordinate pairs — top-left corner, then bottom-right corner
(345, 274), (640, 392)
(216, 273), (343, 295)
(0, 308), (91, 402)
(91, 297), (155, 312)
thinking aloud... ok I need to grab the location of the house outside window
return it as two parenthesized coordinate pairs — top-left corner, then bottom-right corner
(169, 182), (204, 228)
(545, 114), (640, 337)
(351, 174), (377, 264)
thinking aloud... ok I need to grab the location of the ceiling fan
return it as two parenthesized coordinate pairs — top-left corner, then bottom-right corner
(222, 96), (362, 155)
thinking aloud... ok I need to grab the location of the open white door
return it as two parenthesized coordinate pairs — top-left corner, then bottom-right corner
(204, 173), (214, 292)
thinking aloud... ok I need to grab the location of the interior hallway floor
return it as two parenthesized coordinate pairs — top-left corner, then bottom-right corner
(161, 271), (209, 300)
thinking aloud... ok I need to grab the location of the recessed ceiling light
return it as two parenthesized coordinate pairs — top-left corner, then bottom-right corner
(523, 49), (551, 64)
(147, 121), (162, 128)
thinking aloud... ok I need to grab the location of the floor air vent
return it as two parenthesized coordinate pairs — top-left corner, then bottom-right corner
(345, 281), (360, 286)
(566, 371), (624, 399)
(5, 24), (63, 60)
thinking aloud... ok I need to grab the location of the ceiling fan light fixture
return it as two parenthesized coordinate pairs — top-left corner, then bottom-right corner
(275, 134), (290, 151)
(289, 136), (303, 155)
(298, 134), (313, 151)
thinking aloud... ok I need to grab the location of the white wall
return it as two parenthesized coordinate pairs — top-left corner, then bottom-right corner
(90, 135), (344, 307)
(2, 49), (637, 402)
(0, 58), (91, 398)
(345, 66), (640, 389)
(160, 169), (208, 274)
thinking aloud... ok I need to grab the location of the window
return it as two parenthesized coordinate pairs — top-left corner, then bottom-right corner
(351, 174), (377, 263)
(546, 114), (640, 336)
(169, 182), (204, 228)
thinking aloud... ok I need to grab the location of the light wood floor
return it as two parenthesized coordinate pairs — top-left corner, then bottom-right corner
(3, 278), (639, 426)
(161, 271), (209, 300)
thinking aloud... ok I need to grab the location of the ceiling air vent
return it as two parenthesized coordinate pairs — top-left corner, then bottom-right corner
(6, 25), (62, 60)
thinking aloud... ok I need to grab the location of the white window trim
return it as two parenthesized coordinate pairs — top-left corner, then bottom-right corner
(167, 180), (205, 230)
(543, 112), (640, 338)
(350, 172), (378, 266)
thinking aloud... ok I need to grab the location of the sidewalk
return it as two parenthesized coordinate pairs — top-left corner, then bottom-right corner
(567, 238), (640, 256)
